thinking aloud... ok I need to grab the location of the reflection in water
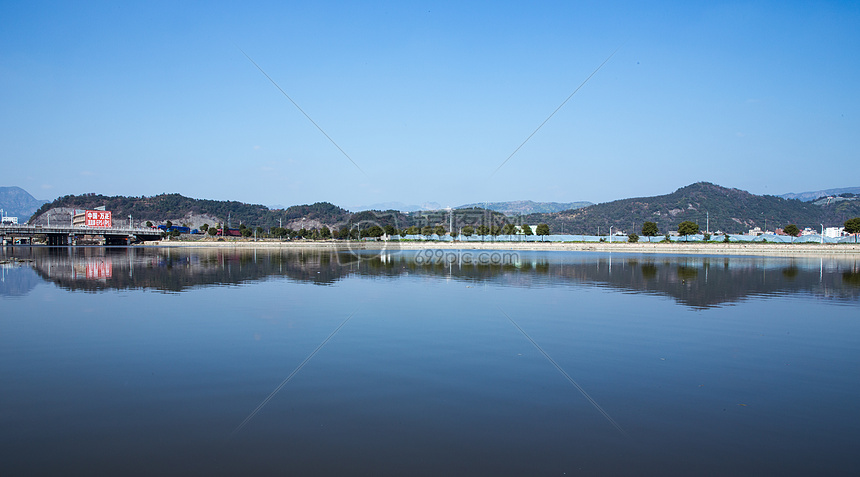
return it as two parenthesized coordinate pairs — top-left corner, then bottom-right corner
(2, 246), (859, 308)
(2, 245), (859, 477)
(0, 261), (40, 298)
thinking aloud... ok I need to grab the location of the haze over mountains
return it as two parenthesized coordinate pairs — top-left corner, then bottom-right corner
(779, 187), (860, 202)
(349, 200), (594, 214)
(0, 187), (49, 220)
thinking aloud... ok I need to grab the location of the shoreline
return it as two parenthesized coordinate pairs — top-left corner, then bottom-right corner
(142, 239), (860, 257)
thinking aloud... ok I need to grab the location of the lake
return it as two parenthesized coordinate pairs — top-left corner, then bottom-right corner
(2, 246), (858, 476)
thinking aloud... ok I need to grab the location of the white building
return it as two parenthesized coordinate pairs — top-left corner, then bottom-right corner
(825, 227), (844, 238)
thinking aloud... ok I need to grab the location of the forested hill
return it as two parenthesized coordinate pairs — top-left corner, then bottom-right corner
(30, 193), (353, 229)
(522, 182), (860, 235)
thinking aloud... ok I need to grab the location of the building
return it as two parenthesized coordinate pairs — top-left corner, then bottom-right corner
(825, 227), (844, 238)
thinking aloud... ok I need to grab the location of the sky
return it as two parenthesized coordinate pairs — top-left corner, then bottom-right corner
(2, 1), (858, 210)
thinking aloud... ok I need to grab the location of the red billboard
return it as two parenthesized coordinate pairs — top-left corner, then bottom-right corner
(85, 210), (112, 227)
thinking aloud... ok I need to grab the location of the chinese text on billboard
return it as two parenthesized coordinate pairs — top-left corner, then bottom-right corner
(85, 210), (112, 227)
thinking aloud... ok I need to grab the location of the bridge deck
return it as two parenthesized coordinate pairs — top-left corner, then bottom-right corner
(1, 225), (159, 235)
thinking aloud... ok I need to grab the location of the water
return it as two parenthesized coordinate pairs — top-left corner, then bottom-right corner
(2, 246), (859, 476)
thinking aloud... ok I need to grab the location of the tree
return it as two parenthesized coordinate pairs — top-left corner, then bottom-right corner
(207, 227), (217, 236)
(641, 222), (659, 242)
(845, 217), (860, 243)
(476, 225), (490, 236)
(434, 225), (446, 236)
(383, 225), (397, 237)
(421, 225), (434, 236)
(536, 223), (550, 241)
(462, 225), (474, 237)
(200, 223), (209, 232)
(628, 233), (639, 243)
(677, 221), (699, 241)
(490, 225), (501, 240)
(503, 223), (516, 237)
(320, 226), (331, 239)
(522, 224), (533, 236)
(146, 221), (153, 228)
(366, 225), (384, 238)
(783, 224), (800, 242)
(241, 228), (252, 237)
(166, 220), (173, 228)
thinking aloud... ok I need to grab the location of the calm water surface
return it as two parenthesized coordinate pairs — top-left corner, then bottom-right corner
(1, 246), (859, 476)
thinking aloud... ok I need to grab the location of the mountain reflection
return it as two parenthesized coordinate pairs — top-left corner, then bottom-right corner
(2, 246), (859, 308)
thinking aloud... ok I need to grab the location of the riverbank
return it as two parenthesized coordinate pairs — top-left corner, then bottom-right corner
(142, 239), (860, 257)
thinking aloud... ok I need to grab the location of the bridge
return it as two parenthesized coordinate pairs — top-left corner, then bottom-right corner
(0, 225), (162, 246)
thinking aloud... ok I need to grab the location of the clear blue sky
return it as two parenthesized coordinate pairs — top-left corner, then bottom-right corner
(2, 1), (858, 209)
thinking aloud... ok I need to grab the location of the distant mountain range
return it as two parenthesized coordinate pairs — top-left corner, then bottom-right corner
(779, 186), (860, 202)
(349, 200), (592, 214)
(348, 201), (443, 213)
(0, 186), (50, 221)
(456, 200), (592, 215)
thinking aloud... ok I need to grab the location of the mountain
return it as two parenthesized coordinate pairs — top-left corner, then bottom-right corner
(521, 182), (860, 235)
(29, 193), (462, 231)
(349, 201), (443, 213)
(456, 200), (592, 215)
(780, 186), (860, 202)
(30, 193), (355, 231)
(0, 186), (51, 221)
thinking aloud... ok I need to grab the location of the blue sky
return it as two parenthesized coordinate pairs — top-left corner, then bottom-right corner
(2, 1), (858, 209)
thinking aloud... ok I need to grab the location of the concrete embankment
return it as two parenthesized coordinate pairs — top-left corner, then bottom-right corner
(142, 239), (860, 257)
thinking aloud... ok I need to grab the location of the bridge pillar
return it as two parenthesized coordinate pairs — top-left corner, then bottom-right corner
(47, 234), (68, 246)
